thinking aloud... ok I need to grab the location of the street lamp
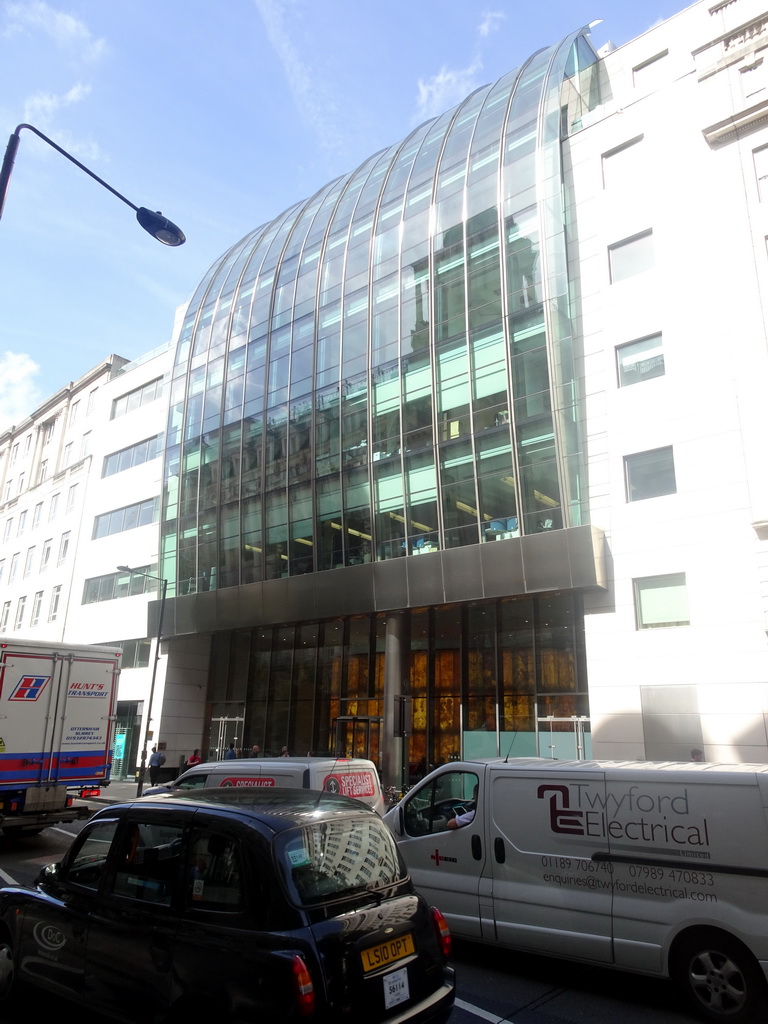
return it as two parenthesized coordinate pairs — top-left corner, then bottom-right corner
(117, 566), (168, 795)
(0, 123), (185, 245)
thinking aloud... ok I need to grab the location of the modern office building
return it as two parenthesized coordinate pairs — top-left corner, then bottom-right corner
(150, 0), (768, 782)
(6, 0), (768, 785)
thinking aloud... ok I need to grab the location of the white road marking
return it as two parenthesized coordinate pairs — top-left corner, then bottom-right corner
(0, 869), (18, 886)
(455, 997), (509, 1022)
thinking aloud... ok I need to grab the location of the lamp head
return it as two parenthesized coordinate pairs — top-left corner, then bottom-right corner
(116, 565), (132, 572)
(136, 208), (185, 246)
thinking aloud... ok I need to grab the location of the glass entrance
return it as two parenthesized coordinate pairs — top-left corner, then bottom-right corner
(333, 715), (382, 768)
(210, 714), (245, 760)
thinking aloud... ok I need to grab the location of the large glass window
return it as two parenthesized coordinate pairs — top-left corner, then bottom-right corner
(625, 447), (676, 501)
(609, 230), (654, 283)
(616, 334), (664, 387)
(634, 573), (689, 629)
(103, 436), (161, 477)
(93, 498), (159, 539)
(111, 377), (164, 419)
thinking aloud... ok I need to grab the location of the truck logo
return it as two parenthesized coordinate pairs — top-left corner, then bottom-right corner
(537, 785), (586, 835)
(430, 849), (458, 867)
(9, 675), (50, 701)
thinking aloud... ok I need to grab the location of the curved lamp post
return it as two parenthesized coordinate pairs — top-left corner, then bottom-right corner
(0, 123), (185, 245)
(117, 566), (168, 795)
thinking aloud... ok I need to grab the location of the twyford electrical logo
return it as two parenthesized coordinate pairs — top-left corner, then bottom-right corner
(9, 675), (50, 700)
(537, 783), (711, 849)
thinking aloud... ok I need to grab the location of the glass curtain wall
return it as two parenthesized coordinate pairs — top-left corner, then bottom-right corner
(205, 594), (587, 772)
(162, 29), (599, 595)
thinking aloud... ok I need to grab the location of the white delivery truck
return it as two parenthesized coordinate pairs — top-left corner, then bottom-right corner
(144, 756), (385, 813)
(0, 638), (120, 835)
(383, 757), (768, 1023)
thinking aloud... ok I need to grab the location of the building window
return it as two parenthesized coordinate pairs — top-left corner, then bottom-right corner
(66, 484), (78, 513)
(634, 572), (689, 629)
(62, 442), (73, 468)
(32, 503), (42, 529)
(8, 553), (19, 582)
(0, 560), (4, 584)
(10, 443), (18, 466)
(617, 334), (664, 387)
(111, 377), (163, 419)
(40, 540), (52, 572)
(110, 638), (152, 668)
(755, 145), (768, 202)
(3, 480), (12, 502)
(0, 602), (10, 632)
(609, 230), (654, 282)
(3, 519), (12, 542)
(624, 447), (676, 501)
(80, 431), (91, 458)
(633, 50), (669, 89)
(23, 546), (35, 578)
(30, 591), (42, 627)
(57, 532), (70, 566)
(41, 420), (54, 446)
(93, 498), (159, 539)
(69, 400), (80, 424)
(602, 136), (644, 190)
(102, 435), (162, 477)
(16, 510), (27, 536)
(13, 596), (26, 631)
(48, 585), (61, 623)
(87, 388), (97, 415)
(82, 565), (156, 605)
(49, 493), (59, 521)
(38, 459), (48, 484)
(17, 472), (25, 494)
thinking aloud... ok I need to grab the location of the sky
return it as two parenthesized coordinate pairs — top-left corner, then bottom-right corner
(0, 0), (690, 430)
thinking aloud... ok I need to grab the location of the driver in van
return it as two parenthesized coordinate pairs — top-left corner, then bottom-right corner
(447, 785), (478, 829)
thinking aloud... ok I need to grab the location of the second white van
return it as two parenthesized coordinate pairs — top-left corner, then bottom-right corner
(145, 756), (385, 814)
(383, 757), (768, 1023)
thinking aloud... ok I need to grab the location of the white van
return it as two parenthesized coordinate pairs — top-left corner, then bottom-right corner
(383, 757), (768, 1023)
(145, 756), (385, 814)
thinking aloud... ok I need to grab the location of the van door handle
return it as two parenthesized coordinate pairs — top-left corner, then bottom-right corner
(494, 837), (505, 863)
(471, 834), (482, 860)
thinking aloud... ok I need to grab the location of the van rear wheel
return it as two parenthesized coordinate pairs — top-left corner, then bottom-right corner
(674, 930), (766, 1023)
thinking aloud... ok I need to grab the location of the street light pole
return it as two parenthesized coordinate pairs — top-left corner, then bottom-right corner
(0, 123), (185, 245)
(117, 566), (168, 795)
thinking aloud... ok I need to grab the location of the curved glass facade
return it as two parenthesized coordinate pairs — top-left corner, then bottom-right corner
(162, 30), (599, 596)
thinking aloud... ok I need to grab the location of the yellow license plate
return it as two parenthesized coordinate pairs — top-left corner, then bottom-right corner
(361, 933), (415, 972)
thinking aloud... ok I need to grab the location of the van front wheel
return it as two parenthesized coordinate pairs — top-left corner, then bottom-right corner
(674, 930), (766, 1024)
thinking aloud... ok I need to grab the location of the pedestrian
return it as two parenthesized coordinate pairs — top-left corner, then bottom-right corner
(280, 745), (290, 757)
(148, 745), (166, 785)
(224, 742), (237, 760)
(185, 748), (202, 767)
(250, 744), (261, 757)
(691, 748), (704, 762)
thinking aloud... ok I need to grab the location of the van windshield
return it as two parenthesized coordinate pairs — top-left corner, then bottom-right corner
(277, 817), (405, 906)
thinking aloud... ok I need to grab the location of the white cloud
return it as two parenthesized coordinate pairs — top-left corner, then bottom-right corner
(478, 11), (505, 38)
(23, 83), (93, 134)
(0, 353), (43, 433)
(3, 0), (107, 62)
(252, 0), (347, 160)
(416, 58), (483, 121)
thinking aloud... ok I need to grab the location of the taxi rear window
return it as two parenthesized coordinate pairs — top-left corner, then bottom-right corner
(278, 817), (404, 905)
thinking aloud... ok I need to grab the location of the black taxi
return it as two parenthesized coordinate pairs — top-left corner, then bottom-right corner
(0, 789), (455, 1023)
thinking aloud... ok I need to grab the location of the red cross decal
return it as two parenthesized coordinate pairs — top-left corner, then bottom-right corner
(430, 848), (446, 867)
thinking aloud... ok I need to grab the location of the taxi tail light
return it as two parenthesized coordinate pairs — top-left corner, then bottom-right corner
(290, 954), (315, 1017)
(431, 906), (452, 958)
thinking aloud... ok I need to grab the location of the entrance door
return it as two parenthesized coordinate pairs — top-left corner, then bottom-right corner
(210, 715), (245, 759)
(333, 715), (382, 766)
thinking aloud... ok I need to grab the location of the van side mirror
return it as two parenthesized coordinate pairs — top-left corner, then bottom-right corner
(35, 862), (60, 886)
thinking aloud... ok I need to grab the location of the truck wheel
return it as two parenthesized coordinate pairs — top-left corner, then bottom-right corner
(674, 929), (766, 1023)
(0, 937), (15, 1000)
